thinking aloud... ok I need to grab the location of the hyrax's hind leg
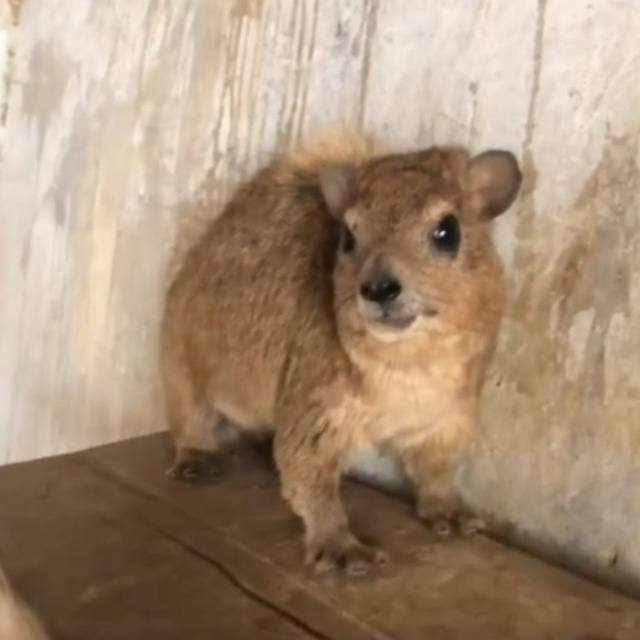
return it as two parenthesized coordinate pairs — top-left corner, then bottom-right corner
(274, 414), (387, 577)
(162, 355), (223, 482)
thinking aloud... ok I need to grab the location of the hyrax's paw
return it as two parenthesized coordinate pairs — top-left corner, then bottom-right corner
(457, 513), (486, 537)
(166, 448), (221, 483)
(427, 515), (456, 538)
(418, 504), (486, 538)
(306, 533), (388, 577)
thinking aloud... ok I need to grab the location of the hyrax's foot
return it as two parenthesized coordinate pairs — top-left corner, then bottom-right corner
(418, 502), (486, 538)
(457, 513), (486, 536)
(306, 531), (388, 577)
(167, 448), (222, 483)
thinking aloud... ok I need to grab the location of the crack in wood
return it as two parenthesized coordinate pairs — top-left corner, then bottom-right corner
(76, 454), (395, 640)
(145, 522), (334, 640)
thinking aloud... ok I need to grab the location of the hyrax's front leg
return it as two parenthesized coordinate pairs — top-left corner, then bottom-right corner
(274, 411), (387, 576)
(401, 415), (485, 537)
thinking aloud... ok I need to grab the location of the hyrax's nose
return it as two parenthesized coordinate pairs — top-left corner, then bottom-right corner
(360, 275), (402, 304)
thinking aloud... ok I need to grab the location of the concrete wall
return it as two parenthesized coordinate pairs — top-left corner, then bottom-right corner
(1, 0), (639, 592)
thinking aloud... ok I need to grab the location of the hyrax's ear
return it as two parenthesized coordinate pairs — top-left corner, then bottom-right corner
(467, 150), (522, 219)
(319, 164), (358, 219)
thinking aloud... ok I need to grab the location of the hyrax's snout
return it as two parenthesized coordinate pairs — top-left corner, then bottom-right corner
(359, 255), (402, 306)
(360, 271), (402, 305)
(357, 255), (417, 333)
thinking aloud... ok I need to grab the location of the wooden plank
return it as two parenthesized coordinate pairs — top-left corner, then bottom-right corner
(0, 453), (357, 639)
(1, 434), (639, 639)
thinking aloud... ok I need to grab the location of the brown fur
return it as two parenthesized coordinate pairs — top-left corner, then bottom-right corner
(161, 132), (521, 575)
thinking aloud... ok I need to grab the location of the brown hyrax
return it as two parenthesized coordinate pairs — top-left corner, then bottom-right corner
(161, 133), (521, 576)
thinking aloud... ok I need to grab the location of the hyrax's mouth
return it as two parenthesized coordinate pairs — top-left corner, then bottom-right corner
(371, 311), (417, 331)
(359, 302), (438, 336)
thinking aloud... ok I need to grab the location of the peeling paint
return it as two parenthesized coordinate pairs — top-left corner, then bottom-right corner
(565, 309), (594, 382)
(0, 0), (21, 158)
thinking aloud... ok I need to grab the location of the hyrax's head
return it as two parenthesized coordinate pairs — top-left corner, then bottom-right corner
(320, 147), (521, 352)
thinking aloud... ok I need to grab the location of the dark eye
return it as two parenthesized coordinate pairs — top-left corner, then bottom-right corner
(430, 213), (460, 255)
(340, 225), (356, 253)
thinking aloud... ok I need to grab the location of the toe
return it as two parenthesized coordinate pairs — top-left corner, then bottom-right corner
(307, 535), (387, 577)
(167, 449), (221, 483)
(458, 514), (486, 536)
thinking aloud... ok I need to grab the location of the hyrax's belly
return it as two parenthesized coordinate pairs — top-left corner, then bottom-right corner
(346, 443), (409, 494)
(344, 369), (461, 485)
(214, 398), (269, 431)
(363, 380), (452, 445)
(346, 410), (433, 487)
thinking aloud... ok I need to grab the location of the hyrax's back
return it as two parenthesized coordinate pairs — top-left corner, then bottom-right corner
(162, 140), (360, 469)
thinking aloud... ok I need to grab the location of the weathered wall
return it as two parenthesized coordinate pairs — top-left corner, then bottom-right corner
(0, 1), (20, 156)
(1, 0), (639, 591)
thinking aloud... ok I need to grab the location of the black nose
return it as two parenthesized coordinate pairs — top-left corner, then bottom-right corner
(360, 277), (402, 304)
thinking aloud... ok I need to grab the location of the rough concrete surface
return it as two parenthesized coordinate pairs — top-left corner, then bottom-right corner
(0, 0), (639, 592)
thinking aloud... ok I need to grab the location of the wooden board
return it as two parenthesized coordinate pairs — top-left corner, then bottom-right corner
(0, 433), (639, 640)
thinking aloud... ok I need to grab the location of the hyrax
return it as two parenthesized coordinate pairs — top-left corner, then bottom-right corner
(161, 133), (521, 576)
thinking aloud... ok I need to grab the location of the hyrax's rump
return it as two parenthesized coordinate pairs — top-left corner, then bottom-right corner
(161, 133), (521, 575)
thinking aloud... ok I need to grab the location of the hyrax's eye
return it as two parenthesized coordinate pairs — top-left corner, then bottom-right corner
(430, 213), (460, 255)
(340, 225), (356, 253)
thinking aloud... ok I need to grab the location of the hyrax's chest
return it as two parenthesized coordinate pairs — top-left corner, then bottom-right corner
(356, 365), (464, 446)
